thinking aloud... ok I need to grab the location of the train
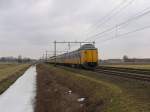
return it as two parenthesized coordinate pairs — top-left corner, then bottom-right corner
(48, 44), (99, 69)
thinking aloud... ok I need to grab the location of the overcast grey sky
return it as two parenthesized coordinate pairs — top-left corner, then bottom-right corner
(0, 0), (150, 59)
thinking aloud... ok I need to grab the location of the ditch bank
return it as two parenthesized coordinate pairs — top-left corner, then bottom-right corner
(35, 64), (127, 112)
(0, 64), (30, 94)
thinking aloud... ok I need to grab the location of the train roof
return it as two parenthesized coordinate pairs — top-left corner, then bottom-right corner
(78, 44), (96, 50)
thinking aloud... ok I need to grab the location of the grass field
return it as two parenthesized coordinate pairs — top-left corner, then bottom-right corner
(58, 65), (150, 112)
(0, 63), (30, 94)
(100, 64), (150, 70)
(38, 64), (149, 112)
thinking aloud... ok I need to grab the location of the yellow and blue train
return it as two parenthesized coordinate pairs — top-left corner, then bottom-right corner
(48, 44), (98, 69)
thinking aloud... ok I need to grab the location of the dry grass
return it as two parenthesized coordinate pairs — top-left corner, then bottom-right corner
(0, 64), (22, 80)
(0, 63), (30, 94)
(60, 66), (150, 112)
(38, 64), (136, 112)
(35, 64), (86, 112)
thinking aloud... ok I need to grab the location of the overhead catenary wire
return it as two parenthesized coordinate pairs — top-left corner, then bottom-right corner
(84, 0), (134, 37)
(97, 25), (150, 43)
(85, 0), (127, 31)
(85, 6), (150, 41)
(86, 6), (150, 41)
(92, 0), (135, 30)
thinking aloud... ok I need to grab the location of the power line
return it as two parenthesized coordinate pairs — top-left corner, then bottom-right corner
(86, 7), (150, 41)
(84, 0), (134, 37)
(120, 6), (150, 29)
(87, 0), (127, 29)
(97, 25), (150, 43)
(85, 6), (150, 41)
(93, 0), (135, 29)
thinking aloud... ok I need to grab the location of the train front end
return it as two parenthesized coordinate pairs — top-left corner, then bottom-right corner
(79, 44), (98, 68)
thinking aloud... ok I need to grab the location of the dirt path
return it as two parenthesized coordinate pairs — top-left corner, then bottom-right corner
(35, 64), (86, 112)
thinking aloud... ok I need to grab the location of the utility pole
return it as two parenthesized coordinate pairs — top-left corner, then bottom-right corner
(45, 51), (48, 61)
(42, 53), (44, 61)
(54, 41), (57, 66)
(53, 41), (95, 66)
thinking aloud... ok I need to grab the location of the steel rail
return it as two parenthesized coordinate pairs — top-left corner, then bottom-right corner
(95, 67), (150, 82)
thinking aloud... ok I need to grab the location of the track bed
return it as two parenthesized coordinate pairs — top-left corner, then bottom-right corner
(95, 66), (150, 81)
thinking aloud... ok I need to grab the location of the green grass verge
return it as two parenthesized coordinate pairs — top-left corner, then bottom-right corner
(59, 65), (150, 112)
(0, 64), (30, 94)
(45, 64), (139, 112)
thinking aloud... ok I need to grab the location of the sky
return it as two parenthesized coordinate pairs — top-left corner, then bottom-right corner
(0, 0), (150, 59)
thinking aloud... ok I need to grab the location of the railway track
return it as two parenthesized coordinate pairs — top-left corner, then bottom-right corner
(95, 66), (150, 82)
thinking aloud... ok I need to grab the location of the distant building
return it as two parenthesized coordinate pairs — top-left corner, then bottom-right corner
(100, 59), (123, 64)
(123, 58), (150, 63)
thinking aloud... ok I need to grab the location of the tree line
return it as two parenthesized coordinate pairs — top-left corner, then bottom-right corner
(0, 56), (35, 63)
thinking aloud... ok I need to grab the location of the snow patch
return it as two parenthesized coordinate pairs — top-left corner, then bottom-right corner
(77, 98), (85, 102)
(0, 66), (37, 112)
(68, 90), (72, 94)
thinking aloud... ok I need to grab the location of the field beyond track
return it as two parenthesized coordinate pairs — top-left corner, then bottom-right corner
(0, 63), (30, 94)
(100, 64), (150, 70)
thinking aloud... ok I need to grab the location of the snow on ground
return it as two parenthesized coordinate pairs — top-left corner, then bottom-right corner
(0, 66), (36, 112)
